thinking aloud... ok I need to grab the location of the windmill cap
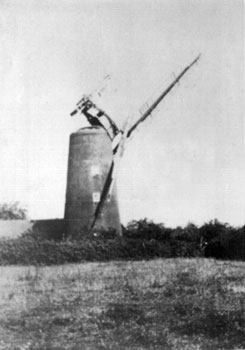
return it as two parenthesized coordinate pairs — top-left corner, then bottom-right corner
(72, 126), (107, 135)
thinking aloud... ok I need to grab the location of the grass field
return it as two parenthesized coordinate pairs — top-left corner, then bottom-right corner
(0, 258), (244, 350)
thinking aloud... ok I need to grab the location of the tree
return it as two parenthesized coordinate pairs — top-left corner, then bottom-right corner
(199, 219), (230, 259)
(0, 202), (27, 220)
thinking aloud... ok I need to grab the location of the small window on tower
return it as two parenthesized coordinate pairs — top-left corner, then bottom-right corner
(91, 165), (100, 176)
(93, 192), (101, 203)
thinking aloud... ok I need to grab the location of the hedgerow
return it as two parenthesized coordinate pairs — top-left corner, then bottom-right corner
(0, 236), (173, 265)
(0, 218), (244, 265)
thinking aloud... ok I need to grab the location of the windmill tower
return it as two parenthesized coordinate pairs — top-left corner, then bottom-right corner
(64, 55), (201, 237)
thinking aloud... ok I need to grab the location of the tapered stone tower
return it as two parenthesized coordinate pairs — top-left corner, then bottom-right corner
(64, 126), (121, 236)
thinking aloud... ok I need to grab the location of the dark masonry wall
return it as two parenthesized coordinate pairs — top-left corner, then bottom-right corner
(0, 219), (65, 240)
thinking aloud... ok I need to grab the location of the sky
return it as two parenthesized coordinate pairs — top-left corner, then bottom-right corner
(0, 0), (244, 227)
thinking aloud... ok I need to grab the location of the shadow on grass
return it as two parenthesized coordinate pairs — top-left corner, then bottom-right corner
(98, 302), (170, 349)
(159, 269), (245, 349)
(104, 302), (146, 324)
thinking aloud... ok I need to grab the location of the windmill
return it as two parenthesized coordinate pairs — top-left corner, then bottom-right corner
(65, 54), (201, 236)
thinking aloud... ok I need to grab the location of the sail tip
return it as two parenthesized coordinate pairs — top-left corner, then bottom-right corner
(195, 53), (202, 61)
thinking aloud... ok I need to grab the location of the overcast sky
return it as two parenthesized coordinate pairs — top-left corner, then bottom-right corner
(0, 0), (244, 227)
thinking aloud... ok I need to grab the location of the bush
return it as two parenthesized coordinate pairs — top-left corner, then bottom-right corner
(124, 218), (171, 241)
(200, 220), (245, 260)
(0, 202), (27, 220)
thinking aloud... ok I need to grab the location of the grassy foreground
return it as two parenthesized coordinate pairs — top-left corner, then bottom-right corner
(0, 258), (244, 350)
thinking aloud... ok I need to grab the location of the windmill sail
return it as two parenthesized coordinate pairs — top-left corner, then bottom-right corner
(127, 54), (201, 138)
(90, 54), (201, 231)
(90, 117), (131, 231)
(90, 161), (114, 231)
